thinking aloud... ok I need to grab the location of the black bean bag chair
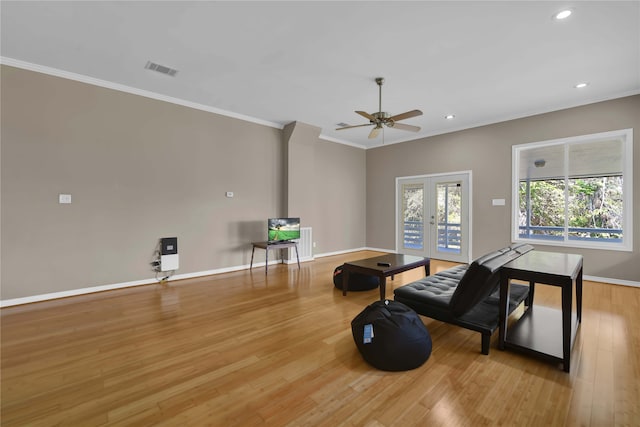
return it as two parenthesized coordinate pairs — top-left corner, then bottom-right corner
(333, 264), (379, 291)
(351, 300), (432, 371)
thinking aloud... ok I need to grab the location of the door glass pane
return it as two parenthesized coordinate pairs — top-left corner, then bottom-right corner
(402, 183), (423, 250)
(436, 182), (461, 254)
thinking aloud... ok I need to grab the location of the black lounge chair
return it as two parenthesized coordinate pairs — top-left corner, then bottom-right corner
(394, 244), (534, 354)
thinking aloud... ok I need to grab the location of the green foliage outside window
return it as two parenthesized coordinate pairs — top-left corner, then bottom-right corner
(519, 176), (623, 240)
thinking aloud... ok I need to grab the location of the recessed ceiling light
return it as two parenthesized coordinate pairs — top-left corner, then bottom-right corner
(554, 9), (573, 20)
(574, 82), (589, 89)
(445, 114), (455, 120)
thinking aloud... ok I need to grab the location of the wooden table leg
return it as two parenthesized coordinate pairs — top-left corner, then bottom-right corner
(498, 272), (510, 350)
(527, 280), (536, 306)
(577, 267), (583, 323)
(379, 276), (386, 300)
(562, 280), (572, 372)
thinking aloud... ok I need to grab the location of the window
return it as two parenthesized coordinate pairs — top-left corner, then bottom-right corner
(512, 129), (633, 251)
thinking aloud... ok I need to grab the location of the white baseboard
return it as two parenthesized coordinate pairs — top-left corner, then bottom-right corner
(0, 278), (156, 308)
(313, 247), (397, 258)
(363, 247), (397, 254)
(583, 275), (639, 288)
(0, 257), (317, 308)
(1, 251), (637, 307)
(313, 247), (368, 258)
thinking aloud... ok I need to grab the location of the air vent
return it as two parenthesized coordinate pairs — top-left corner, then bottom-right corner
(144, 61), (178, 77)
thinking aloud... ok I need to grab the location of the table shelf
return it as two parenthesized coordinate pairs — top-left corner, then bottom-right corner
(505, 305), (579, 363)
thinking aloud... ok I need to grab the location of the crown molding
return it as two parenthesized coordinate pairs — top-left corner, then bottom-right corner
(0, 56), (284, 130)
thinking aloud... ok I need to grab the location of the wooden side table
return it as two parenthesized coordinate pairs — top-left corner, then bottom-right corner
(498, 250), (583, 372)
(250, 241), (300, 274)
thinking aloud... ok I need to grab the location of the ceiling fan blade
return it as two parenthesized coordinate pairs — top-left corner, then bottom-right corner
(388, 122), (421, 132)
(335, 123), (374, 131)
(389, 109), (423, 122)
(355, 110), (376, 121)
(369, 126), (381, 139)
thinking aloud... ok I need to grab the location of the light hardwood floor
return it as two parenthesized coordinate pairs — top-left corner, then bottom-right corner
(1, 251), (639, 426)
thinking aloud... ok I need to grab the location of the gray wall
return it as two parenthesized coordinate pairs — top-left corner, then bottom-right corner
(1, 66), (367, 300)
(366, 95), (640, 282)
(311, 139), (366, 254)
(2, 64), (636, 302)
(285, 120), (367, 254)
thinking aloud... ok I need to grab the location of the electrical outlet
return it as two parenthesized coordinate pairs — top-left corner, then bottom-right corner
(313, 242), (317, 248)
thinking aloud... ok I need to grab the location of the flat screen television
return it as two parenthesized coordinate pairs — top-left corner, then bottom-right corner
(268, 217), (300, 243)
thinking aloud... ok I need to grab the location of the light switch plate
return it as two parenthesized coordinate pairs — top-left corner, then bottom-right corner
(226, 191), (234, 198)
(59, 194), (72, 204)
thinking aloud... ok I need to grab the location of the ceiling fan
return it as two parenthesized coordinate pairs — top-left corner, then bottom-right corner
(336, 77), (422, 139)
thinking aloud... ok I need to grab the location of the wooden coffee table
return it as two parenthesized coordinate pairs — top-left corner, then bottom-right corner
(342, 254), (430, 300)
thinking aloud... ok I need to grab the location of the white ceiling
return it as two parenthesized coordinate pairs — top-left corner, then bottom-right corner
(2, 1), (639, 149)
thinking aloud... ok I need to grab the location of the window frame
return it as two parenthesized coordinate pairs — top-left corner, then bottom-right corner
(511, 128), (633, 252)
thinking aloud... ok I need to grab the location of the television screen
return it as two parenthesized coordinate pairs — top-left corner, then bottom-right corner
(268, 217), (300, 242)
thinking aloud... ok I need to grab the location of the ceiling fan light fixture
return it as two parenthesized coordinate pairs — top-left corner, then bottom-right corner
(369, 125), (382, 139)
(554, 9), (573, 20)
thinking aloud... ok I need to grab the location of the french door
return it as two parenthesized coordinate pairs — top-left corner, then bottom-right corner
(396, 172), (471, 263)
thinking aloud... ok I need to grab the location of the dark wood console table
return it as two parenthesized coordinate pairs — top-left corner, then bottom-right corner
(250, 241), (300, 274)
(498, 250), (583, 372)
(342, 254), (430, 300)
